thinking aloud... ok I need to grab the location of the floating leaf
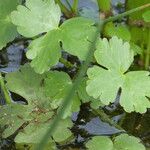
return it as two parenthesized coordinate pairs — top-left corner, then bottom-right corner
(114, 134), (146, 150)
(11, 0), (61, 37)
(86, 134), (146, 150)
(87, 36), (150, 113)
(0, 0), (19, 49)
(86, 136), (113, 150)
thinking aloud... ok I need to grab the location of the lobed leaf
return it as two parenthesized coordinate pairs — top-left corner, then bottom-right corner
(11, 0), (61, 37)
(87, 36), (150, 113)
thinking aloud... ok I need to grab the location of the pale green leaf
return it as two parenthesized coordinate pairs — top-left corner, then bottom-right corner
(26, 30), (61, 74)
(11, 0), (61, 37)
(87, 36), (150, 113)
(94, 36), (133, 73)
(26, 17), (97, 73)
(121, 71), (150, 113)
(114, 134), (146, 150)
(143, 10), (150, 22)
(0, 0), (19, 49)
(60, 17), (97, 60)
(87, 66), (123, 105)
(86, 136), (114, 150)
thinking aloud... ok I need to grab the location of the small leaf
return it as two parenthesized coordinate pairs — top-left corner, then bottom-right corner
(26, 30), (61, 74)
(0, 0), (19, 49)
(86, 136), (113, 150)
(143, 10), (150, 22)
(87, 36), (150, 113)
(114, 134), (146, 150)
(11, 0), (61, 37)
(104, 22), (131, 41)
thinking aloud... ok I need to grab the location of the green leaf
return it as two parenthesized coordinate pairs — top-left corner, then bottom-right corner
(86, 36), (150, 113)
(60, 17), (97, 60)
(114, 134), (146, 150)
(86, 136), (114, 150)
(15, 118), (72, 144)
(0, 0), (19, 49)
(143, 11), (150, 22)
(130, 42), (142, 55)
(11, 0), (61, 37)
(52, 118), (73, 142)
(5, 64), (48, 103)
(26, 30), (61, 74)
(77, 78), (103, 109)
(3, 65), (73, 144)
(26, 17), (97, 73)
(85, 134), (146, 150)
(44, 71), (81, 118)
(104, 22), (131, 41)
(0, 104), (30, 138)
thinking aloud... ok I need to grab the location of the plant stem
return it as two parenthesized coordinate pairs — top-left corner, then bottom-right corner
(0, 73), (11, 104)
(35, 19), (104, 150)
(104, 3), (150, 23)
(145, 29), (150, 70)
(72, 0), (79, 15)
(55, 0), (72, 18)
(92, 108), (124, 130)
(97, 0), (111, 12)
(59, 58), (74, 68)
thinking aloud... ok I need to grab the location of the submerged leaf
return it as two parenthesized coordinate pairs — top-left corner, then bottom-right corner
(11, 0), (61, 37)
(87, 36), (150, 113)
(0, 0), (19, 49)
